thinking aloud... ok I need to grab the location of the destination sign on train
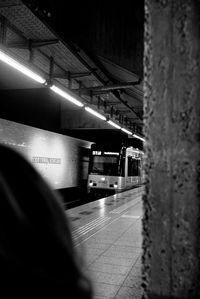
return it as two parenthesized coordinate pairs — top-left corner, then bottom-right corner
(103, 152), (119, 155)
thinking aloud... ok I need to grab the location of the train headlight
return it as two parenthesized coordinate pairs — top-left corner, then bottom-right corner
(89, 180), (93, 187)
(114, 182), (118, 188)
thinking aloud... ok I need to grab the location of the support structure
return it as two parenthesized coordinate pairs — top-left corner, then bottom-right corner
(72, 80), (141, 95)
(143, 1), (200, 298)
(7, 39), (59, 48)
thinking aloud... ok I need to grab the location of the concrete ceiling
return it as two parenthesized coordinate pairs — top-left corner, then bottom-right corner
(0, 0), (144, 149)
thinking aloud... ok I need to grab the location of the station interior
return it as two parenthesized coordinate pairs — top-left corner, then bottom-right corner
(0, 1), (199, 298)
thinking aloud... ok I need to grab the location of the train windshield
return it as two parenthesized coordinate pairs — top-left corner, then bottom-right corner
(90, 155), (119, 176)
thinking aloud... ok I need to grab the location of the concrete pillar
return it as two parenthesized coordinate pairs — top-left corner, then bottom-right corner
(143, 1), (200, 298)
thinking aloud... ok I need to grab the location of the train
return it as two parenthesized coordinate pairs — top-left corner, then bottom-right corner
(0, 118), (92, 204)
(87, 142), (144, 197)
(0, 118), (144, 204)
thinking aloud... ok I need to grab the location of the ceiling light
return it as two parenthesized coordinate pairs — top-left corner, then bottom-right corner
(121, 128), (133, 135)
(50, 85), (84, 107)
(0, 49), (46, 84)
(85, 107), (106, 121)
(107, 120), (121, 129)
(133, 134), (145, 142)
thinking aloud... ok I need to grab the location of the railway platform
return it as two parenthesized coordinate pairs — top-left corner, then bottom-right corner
(66, 186), (144, 299)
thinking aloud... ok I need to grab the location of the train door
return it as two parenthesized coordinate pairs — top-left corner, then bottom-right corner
(126, 148), (141, 188)
(124, 148), (131, 187)
(78, 146), (90, 194)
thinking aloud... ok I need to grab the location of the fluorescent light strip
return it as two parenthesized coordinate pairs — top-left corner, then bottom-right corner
(85, 107), (106, 121)
(133, 134), (145, 142)
(50, 85), (84, 107)
(121, 128), (133, 135)
(0, 49), (46, 84)
(107, 120), (121, 129)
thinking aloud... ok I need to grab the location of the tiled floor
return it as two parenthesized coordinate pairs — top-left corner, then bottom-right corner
(66, 186), (144, 299)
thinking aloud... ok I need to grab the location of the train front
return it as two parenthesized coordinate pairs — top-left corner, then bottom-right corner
(87, 145), (126, 197)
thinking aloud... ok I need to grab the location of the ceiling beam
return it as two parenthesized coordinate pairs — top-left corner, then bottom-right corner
(117, 110), (130, 114)
(6, 39), (59, 49)
(51, 71), (92, 79)
(72, 80), (141, 95)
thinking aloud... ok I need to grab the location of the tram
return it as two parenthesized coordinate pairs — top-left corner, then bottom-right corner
(87, 143), (144, 197)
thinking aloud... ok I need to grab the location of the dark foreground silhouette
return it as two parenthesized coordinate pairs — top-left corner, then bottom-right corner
(0, 144), (93, 298)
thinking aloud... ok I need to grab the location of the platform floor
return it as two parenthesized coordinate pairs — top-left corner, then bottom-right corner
(66, 186), (144, 299)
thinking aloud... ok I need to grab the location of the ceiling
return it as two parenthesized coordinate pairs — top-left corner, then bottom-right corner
(0, 0), (144, 149)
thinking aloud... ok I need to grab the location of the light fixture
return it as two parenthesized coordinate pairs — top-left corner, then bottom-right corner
(0, 49), (46, 84)
(107, 120), (121, 129)
(85, 107), (106, 121)
(50, 85), (84, 107)
(133, 134), (145, 142)
(121, 128), (133, 135)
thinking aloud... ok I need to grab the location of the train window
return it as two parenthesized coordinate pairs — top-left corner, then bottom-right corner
(128, 156), (140, 176)
(90, 155), (119, 176)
